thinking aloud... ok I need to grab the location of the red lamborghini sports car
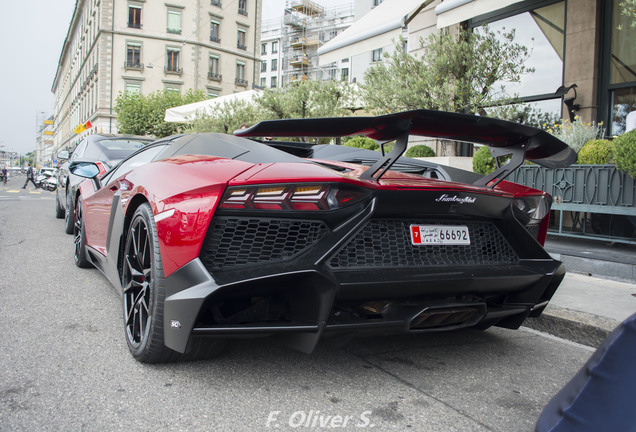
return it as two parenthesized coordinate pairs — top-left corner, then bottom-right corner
(69, 109), (576, 363)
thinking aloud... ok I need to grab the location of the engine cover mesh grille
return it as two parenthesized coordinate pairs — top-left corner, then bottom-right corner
(328, 219), (518, 269)
(200, 217), (328, 271)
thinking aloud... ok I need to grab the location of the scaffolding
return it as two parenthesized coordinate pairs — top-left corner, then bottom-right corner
(281, 0), (353, 84)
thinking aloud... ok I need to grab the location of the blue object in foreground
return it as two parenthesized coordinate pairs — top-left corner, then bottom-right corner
(535, 312), (636, 432)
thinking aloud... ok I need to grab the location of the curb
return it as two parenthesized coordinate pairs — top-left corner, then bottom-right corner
(523, 305), (619, 347)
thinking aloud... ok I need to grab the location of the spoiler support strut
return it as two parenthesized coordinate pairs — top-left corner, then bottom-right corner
(472, 142), (527, 188)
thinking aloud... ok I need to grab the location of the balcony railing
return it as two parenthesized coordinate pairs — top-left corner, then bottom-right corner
(238, 8), (248, 16)
(124, 62), (144, 71)
(208, 72), (222, 81)
(210, 35), (221, 43)
(211, 0), (222, 6)
(128, 22), (141, 29)
(237, 43), (247, 50)
(164, 66), (183, 76)
(235, 78), (248, 87)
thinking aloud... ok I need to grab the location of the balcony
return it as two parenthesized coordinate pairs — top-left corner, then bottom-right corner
(124, 62), (144, 71)
(210, 35), (221, 43)
(238, 8), (248, 16)
(237, 43), (247, 51)
(290, 37), (306, 48)
(164, 66), (183, 76)
(208, 72), (222, 82)
(235, 78), (248, 87)
(290, 54), (309, 67)
(211, 0), (222, 6)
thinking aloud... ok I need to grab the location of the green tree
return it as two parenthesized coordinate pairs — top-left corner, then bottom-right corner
(115, 89), (206, 137)
(187, 99), (258, 134)
(361, 28), (533, 115)
(258, 80), (355, 120)
(187, 80), (356, 142)
(361, 28), (534, 155)
(618, 0), (636, 29)
(405, 145), (436, 158)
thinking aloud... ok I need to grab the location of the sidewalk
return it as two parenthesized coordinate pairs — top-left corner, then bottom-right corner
(523, 235), (636, 346)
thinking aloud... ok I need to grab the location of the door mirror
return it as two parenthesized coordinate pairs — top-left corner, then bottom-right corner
(57, 150), (70, 160)
(69, 161), (100, 179)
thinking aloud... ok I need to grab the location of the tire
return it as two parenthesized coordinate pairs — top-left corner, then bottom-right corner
(55, 191), (65, 218)
(73, 197), (92, 268)
(64, 189), (75, 234)
(122, 203), (178, 363)
(121, 203), (226, 363)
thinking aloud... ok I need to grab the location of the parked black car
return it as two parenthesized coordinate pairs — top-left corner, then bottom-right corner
(56, 134), (153, 233)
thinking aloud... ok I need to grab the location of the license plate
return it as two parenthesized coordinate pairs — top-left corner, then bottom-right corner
(410, 225), (470, 245)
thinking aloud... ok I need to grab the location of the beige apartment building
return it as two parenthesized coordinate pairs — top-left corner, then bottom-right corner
(51, 0), (262, 154)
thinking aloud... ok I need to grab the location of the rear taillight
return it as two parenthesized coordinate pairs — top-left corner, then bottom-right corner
(219, 183), (371, 211)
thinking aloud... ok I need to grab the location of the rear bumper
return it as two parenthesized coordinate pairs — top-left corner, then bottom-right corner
(163, 257), (565, 354)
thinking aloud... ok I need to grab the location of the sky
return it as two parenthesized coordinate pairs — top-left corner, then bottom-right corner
(0, 0), (346, 156)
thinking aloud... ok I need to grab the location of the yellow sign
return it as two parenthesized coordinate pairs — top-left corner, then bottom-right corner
(44, 131), (53, 135)
(44, 120), (53, 125)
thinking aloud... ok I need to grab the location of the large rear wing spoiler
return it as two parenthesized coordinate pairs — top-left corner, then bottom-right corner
(235, 109), (576, 187)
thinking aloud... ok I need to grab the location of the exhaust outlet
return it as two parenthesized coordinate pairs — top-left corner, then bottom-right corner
(409, 303), (486, 331)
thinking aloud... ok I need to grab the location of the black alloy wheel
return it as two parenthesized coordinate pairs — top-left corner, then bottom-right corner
(121, 203), (227, 363)
(122, 203), (175, 363)
(64, 189), (75, 234)
(73, 196), (91, 268)
(55, 192), (65, 218)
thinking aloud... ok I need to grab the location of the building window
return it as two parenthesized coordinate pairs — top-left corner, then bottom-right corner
(272, 41), (278, 53)
(271, 76), (277, 88)
(236, 62), (247, 86)
(373, 0), (384, 6)
(261, 43), (267, 55)
(165, 86), (180, 94)
(260, 77), (267, 87)
(211, 0), (222, 6)
(605, 0), (636, 134)
(341, 67), (349, 82)
(261, 61), (267, 72)
(471, 1), (565, 123)
(166, 48), (181, 74)
(372, 48), (383, 62)
(125, 82), (141, 93)
(271, 58), (277, 71)
(126, 43), (142, 69)
(209, 55), (221, 81)
(167, 10), (181, 34)
(238, 0), (247, 16)
(237, 29), (247, 50)
(210, 21), (220, 42)
(128, 5), (141, 28)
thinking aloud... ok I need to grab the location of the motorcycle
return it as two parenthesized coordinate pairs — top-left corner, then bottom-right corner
(34, 169), (57, 191)
(43, 176), (57, 191)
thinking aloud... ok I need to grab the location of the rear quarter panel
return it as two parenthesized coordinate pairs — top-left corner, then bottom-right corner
(120, 157), (255, 277)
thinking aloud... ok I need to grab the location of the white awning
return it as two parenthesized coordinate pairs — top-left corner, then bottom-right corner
(435, 0), (525, 28)
(164, 90), (260, 122)
(317, 0), (432, 65)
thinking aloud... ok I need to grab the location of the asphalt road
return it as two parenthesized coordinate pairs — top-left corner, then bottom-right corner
(0, 178), (594, 432)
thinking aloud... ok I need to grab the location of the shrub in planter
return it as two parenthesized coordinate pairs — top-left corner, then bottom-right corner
(342, 136), (379, 151)
(612, 129), (636, 177)
(405, 145), (436, 158)
(577, 139), (613, 164)
(472, 145), (496, 174)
